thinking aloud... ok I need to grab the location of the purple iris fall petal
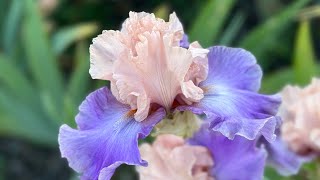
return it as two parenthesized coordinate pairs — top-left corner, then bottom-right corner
(208, 114), (280, 142)
(189, 125), (267, 180)
(261, 135), (313, 176)
(178, 46), (281, 141)
(58, 87), (165, 180)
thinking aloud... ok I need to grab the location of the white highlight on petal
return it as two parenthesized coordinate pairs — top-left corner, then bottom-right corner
(89, 12), (208, 121)
(280, 78), (320, 155)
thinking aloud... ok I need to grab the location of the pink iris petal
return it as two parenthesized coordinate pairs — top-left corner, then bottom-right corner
(280, 78), (320, 155)
(137, 134), (214, 180)
(89, 12), (209, 121)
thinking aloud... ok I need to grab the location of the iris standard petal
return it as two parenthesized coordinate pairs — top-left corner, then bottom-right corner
(178, 46), (281, 141)
(90, 12), (208, 122)
(189, 125), (266, 180)
(58, 87), (165, 180)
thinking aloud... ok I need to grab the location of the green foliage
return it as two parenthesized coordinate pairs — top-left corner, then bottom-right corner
(239, 0), (311, 69)
(219, 11), (246, 45)
(2, 0), (24, 56)
(261, 18), (319, 94)
(64, 42), (91, 127)
(52, 22), (98, 55)
(0, 0), (95, 146)
(189, 0), (236, 47)
(293, 20), (317, 85)
(23, 0), (64, 124)
(261, 68), (294, 94)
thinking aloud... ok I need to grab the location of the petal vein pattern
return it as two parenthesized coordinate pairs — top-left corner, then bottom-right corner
(178, 46), (281, 142)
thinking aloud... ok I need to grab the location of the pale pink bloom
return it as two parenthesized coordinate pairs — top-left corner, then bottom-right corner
(137, 134), (214, 180)
(89, 12), (209, 121)
(280, 78), (320, 155)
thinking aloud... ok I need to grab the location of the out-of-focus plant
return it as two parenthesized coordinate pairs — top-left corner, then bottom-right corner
(0, 0), (98, 147)
(175, 0), (319, 179)
(261, 5), (320, 180)
(261, 6), (320, 94)
(189, 0), (311, 70)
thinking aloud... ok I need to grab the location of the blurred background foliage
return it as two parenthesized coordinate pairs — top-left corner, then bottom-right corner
(0, 0), (319, 179)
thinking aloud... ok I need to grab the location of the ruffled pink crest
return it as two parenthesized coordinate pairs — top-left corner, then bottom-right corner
(89, 12), (208, 121)
(280, 78), (320, 155)
(137, 134), (214, 180)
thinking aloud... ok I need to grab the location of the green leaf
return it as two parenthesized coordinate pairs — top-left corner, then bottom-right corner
(0, 54), (39, 108)
(264, 167), (290, 180)
(298, 5), (320, 20)
(63, 97), (77, 128)
(239, 0), (310, 67)
(52, 22), (99, 55)
(64, 42), (90, 127)
(261, 68), (295, 94)
(293, 20), (317, 85)
(3, 0), (24, 55)
(302, 161), (320, 179)
(0, 90), (57, 147)
(189, 0), (236, 47)
(261, 64), (320, 94)
(0, 0), (9, 45)
(67, 42), (90, 105)
(218, 11), (246, 45)
(22, 0), (63, 121)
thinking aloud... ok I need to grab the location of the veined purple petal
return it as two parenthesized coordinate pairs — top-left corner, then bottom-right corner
(178, 46), (281, 141)
(180, 86), (280, 119)
(58, 87), (165, 180)
(189, 125), (266, 180)
(201, 46), (262, 92)
(260, 136), (313, 176)
(208, 115), (280, 142)
(178, 86), (281, 141)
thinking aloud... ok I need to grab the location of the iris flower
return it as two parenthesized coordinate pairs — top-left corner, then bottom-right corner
(259, 78), (320, 176)
(58, 12), (280, 180)
(137, 125), (266, 180)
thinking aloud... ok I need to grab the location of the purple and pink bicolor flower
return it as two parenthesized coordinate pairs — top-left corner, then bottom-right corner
(58, 12), (302, 180)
